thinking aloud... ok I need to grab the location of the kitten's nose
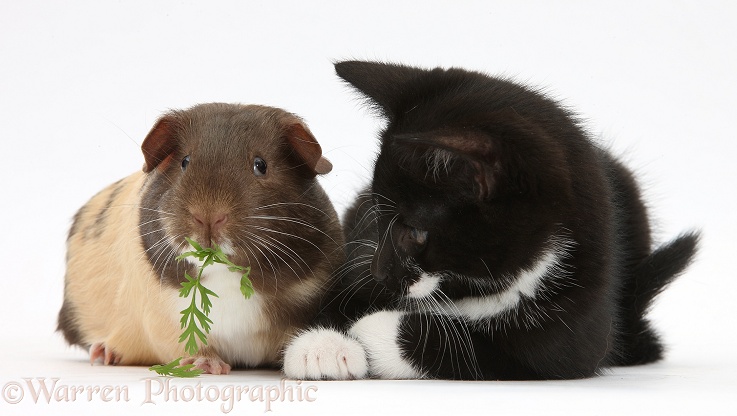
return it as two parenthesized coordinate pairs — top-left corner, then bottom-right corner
(370, 253), (389, 283)
(370, 241), (405, 293)
(371, 236), (396, 285)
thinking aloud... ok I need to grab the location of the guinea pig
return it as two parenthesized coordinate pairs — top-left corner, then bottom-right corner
(57, 103), (344, 374)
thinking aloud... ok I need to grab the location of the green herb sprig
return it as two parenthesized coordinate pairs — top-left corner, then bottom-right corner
(179, 237), (255, 301)
(149, 357), (204, 378)
(148, 237), (253, 377)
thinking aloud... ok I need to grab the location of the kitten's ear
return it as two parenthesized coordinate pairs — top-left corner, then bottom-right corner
(396, 110), (567, 201)
(334, 60), (424, 118)
(395, 132), (499, 200)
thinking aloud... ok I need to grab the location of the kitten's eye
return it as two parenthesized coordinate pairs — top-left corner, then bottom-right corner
(253, 157), (267, 176)
(181, 155), (190, 171)
(410, 228), (428, 245)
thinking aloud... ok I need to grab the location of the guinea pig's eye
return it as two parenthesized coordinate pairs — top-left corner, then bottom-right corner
(253, 157), (267, 176)
(181, 155), (190, 171)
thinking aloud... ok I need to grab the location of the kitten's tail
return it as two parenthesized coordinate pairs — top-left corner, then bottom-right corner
(616, 232), (700, 365)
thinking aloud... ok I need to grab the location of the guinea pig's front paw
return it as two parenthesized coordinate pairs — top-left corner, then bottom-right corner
(348, 310), (423, 379)
(89, 342), (121, 366)
(180, 356), (232, 375)
(283, 327), (368, 380)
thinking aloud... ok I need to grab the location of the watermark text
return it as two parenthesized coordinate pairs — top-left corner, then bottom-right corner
(2, 377), (317, 413)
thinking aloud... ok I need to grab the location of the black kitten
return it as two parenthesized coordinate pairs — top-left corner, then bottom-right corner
(283, 61), (699, 380)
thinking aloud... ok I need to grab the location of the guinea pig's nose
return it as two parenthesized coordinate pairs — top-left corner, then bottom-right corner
(193, 213), (228, 229)
(192, 211), (229, 241)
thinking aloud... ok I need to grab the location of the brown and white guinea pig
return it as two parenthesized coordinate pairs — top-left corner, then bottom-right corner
(57, 103), (344, 374)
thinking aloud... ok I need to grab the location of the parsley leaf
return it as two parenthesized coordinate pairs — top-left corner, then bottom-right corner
(149, 357), (204, 378)
(148, 237), (254, 377)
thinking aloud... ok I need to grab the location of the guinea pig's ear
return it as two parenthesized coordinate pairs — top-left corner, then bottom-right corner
(285, 122), (333, 176)
(141, 116), (179, 173)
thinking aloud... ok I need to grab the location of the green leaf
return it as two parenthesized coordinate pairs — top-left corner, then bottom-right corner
(175, 251), (196, 261)
(151, 236), (255, 376)
(179, 273), (197, 297)
(211, 241), (222, 253)
(149, 357), (204, 378)
(199, 284), (218, 299)
(192, 306), (210, 323)
(179, 326), (205, 356)
(185, 237), (204, 252)
(240, 267), (254, 299)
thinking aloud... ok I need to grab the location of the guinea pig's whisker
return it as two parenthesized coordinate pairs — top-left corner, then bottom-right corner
(234, 236), (265, 278)
(244, 236), (279, 279)
(246, 215), (339, 244)
(139, 234), (167, 259)
(142, 231), (172, 254)
(136, 217), (174, 230)
(254, 202), (333, 219)
(245, 232), (306, 282)
(247, 232), (308, 277)
(138, 227), (168, 240)
(149, 237), (177, 274)
(246, 225), (328, 260)
(137, 206), (176, 216)
(146, 233), (182, 278)
(259, 233), (313, 274)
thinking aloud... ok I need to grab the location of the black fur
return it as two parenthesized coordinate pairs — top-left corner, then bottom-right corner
(321, 61), (699, 380)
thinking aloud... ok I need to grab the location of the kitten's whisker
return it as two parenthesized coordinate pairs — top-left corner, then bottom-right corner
(368, 191), (397, 206)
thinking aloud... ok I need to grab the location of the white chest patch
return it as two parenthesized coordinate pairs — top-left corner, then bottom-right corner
(407, 273), (441, 299)
(450, 248), (566, 321)
(172, 263), (271, 366)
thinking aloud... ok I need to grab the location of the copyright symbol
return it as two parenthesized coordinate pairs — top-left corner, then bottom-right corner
(2, 381), (24, 404)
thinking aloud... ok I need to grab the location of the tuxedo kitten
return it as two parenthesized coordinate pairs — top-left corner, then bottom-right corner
(283, 61), (699, 380)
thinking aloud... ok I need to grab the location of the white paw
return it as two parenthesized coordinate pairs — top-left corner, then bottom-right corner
(349, 310), (423, 379)
(283, 327), (368, 380)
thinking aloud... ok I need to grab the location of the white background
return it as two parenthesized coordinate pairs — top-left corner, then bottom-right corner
(1, 1), (735, 415)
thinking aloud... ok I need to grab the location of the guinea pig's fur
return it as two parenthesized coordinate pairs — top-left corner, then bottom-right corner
(57, 103), (344, 373)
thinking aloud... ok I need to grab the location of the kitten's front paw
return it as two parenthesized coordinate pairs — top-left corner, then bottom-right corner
(283, 327), (368, 380)
(349, 310), (423, 379)
(180, 356), (231, 375)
